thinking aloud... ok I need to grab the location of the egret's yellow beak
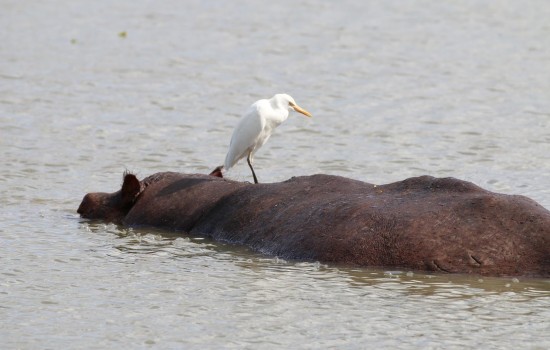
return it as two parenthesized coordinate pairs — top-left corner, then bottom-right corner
(292, 104), (313, 118)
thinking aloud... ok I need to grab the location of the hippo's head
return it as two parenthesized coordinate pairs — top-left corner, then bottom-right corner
(77, 173), (141, 222)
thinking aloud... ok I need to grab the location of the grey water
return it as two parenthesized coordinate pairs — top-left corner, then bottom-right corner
(1, 0), (550, 348)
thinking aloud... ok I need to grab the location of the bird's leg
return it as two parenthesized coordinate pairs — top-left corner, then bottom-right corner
(247, 153), (259, 184)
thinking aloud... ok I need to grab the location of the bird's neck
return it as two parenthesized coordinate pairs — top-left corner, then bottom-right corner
(269, 109), (289, 126)
(266, 98), (290, 125)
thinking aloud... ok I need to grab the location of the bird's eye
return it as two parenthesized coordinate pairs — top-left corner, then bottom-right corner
(289, 101), (295, 107)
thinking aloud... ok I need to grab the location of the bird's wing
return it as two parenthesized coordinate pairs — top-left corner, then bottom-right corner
(224, 105), (266, 169)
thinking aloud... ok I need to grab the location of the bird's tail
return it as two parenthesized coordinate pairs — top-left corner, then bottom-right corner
(209, 165), (224, 178)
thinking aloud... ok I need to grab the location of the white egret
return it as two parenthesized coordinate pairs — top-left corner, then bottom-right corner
(211, 94), (312, 184)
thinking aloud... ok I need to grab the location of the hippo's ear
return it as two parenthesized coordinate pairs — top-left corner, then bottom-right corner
(120, 173), (141, 206)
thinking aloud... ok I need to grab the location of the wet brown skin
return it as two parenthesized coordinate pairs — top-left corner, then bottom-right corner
(78, 172), (550, 277)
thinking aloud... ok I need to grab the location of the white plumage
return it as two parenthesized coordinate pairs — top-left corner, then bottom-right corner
(219, 93), (312, 183)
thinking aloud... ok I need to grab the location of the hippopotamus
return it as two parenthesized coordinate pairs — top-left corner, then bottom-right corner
(77, 172), (550, 277)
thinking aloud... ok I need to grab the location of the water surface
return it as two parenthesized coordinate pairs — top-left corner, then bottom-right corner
(1, 0), (550, 348)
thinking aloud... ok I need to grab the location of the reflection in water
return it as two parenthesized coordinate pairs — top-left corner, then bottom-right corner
(74, 223), (548, 348)
(83, 221), (550, 296)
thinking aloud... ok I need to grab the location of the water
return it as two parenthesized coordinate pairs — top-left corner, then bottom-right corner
(1, 0), (550, 348)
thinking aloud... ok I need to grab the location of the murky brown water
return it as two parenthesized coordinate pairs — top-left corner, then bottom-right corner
(1, 0), (550, 348)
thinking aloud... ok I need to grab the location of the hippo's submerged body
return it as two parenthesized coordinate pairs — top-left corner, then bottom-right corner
(78, 172), (550, 277)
